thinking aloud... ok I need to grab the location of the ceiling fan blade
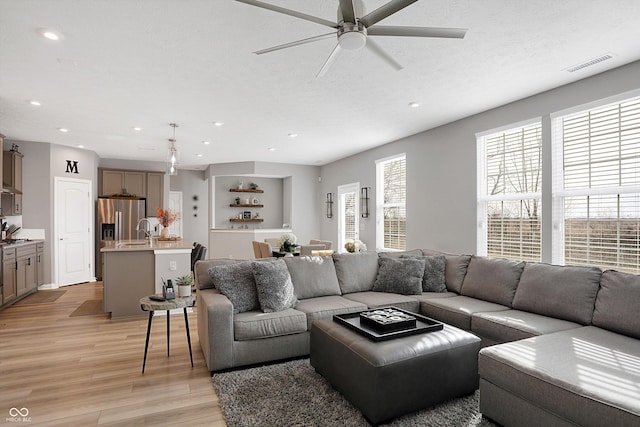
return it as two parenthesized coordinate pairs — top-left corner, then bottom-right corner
(366, 39), (403, 71)
(255, 33), (335, 55)
(368, 25), (467, 39)
(236, 0), (338, 29)
(317, 44), (343, 78)
(339, 0), (356, 24)
(360, 0), (418, 28)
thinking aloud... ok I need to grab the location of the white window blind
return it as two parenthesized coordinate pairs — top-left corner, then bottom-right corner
(376, 154), (406, 250)
(477, 121), (542, 261)
(552, 96), (640, 273)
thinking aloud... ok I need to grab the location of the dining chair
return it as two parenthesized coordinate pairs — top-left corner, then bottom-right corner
(252, 240), (262, 259)
(259, 241), (273, 258)
(264, 238), (280, 249)
(309, 239), (333, 250)
(300, 244), (326, 256)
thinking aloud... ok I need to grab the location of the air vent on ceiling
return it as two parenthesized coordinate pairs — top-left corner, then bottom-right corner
(565, 53), (614, 73)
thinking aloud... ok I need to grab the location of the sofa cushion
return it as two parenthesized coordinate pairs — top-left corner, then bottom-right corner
(208, 261), (259, 314)
(378, 249), (424, 258)
(295, 296), (367, 330)
(342, 291), (420, 313)
(422, 249), (471, 293)
(251, 259), (297, 313)
(372, 256), (425, 295)
(479, 326), (640, 426)
(472, 309), (581, 344)
(332, 251), (379, 294)
(460, 256), (525, 307)
(512, 263), (602, 325)
(420, 295), (510, 330)
(592, 270), (640, 339)
(283, 255), (341, 300)
(233, 308), (307, 341)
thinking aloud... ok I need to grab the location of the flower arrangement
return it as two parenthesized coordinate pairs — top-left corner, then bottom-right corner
(279, 233), (298, 253)
(156, 207), (180, 228)
(345, 239), (367, 253)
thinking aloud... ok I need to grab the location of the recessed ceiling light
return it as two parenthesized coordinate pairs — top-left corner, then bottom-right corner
(409, 102), (421, 108)
(288, 133), (298, 138)
(268, 147), (276, 152)
(76, 144), (84, 149)
(38, 28), (63, 41)
(29, 100), (41, 106)
(213, 121), (224, 127)
(196, 153), (203, 157)
(202, 141), (211, 145)
(132, 126), (142, 131)
(58, 127), (69, 132)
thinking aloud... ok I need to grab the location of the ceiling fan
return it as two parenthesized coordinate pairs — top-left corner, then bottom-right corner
(236, 0), (467, 77)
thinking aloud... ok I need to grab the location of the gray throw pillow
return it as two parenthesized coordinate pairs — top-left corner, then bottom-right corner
(401, 255), (447, 292)
(422, 249), (471, 293)
(372, 256), (425, 295)
(208, 261), (259, 314)
(251, 259), (297, 313)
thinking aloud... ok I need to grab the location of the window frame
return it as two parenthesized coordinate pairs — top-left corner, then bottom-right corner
(376, 153), (407, 251)
(476, 118), (543, 261)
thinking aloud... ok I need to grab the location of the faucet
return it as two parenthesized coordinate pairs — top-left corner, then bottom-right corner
(136, 218), (152, 239)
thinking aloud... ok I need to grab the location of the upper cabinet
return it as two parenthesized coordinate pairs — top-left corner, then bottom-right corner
(3, 149), (23, 193)
(98, 168), (164, 217)
(100, 169), (146, 197)
(2, 147), (23, 216)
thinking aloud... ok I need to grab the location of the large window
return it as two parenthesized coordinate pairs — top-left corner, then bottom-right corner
(477, 121), (542, 261)
(552, 95), (640, 273)
(376, 154), (406, 250)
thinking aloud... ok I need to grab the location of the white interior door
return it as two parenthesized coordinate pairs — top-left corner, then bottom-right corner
(55, 177), (93, 287)
(338, 182), (359, 253)
(168, 191), (183, 237)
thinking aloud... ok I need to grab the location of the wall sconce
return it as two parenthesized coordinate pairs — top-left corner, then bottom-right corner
(360, 187), (370, 218)
(326, 192), (333, 218)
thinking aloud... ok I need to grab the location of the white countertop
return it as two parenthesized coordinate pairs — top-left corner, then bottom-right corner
(101, 238), (192, 252)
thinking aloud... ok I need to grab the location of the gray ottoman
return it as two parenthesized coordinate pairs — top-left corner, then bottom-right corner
(310, 319), (481, 424)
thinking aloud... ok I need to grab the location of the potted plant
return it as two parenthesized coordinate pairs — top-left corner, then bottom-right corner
(175, 274), (193, 297)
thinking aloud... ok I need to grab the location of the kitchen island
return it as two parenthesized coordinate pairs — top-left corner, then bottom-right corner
(101, 238), (192, 318)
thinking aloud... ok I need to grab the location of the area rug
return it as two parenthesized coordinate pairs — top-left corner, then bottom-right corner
(69, 299), (104, 317)
(17, 289), (66, 304)
(212, 358), (498, 427)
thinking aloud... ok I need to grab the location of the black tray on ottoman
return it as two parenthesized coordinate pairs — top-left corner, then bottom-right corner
(334, 307), (443, 342)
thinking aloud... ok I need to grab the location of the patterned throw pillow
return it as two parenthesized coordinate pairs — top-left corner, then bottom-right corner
(251, 259), (298, 312)
(208, 261), (259, 314)
(372, 256), (425, 295)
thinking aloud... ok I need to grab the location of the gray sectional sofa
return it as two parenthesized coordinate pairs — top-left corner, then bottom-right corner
(194, 249), (640, 426)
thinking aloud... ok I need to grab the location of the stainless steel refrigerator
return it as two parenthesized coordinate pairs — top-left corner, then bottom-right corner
(96, 196), (146, 278)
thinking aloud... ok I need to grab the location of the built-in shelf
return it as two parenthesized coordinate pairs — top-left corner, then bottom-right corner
(230, 204), (264, 208)
(230, 218), (264, 223)
(229, 189), (264, 193)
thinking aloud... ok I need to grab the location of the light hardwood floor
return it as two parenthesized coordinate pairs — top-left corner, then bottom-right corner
(0, 282), (227, 426)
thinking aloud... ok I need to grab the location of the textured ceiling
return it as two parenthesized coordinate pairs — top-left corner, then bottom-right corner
(1, 0), (640, 169)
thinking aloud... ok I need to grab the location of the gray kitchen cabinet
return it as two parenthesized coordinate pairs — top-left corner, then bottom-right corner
(2, 149), (23, 215)
(3, 247), (16, 302)
(99, 168), (149, 197)
(146, 172), (164, 216)
(36, 242), (44, 286)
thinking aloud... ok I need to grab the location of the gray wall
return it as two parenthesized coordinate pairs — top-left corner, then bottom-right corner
(320, 60), (640, 256)
(169, 169), (209, 245)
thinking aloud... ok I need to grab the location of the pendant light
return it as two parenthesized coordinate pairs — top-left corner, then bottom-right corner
(168, 123), (178, 176)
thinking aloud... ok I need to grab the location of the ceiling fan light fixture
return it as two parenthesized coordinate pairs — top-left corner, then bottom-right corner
(338, 23), (367, 50)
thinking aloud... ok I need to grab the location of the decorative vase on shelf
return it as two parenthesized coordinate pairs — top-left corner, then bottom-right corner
(160, 227), (170, 239)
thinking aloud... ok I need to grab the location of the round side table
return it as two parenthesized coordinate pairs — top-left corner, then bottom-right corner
(140, 294), (196, 373)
